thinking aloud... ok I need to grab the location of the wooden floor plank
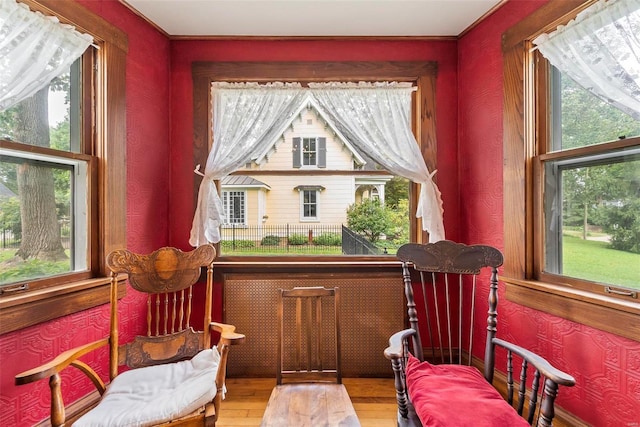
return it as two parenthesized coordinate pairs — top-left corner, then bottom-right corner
(217, 378), (397, 427)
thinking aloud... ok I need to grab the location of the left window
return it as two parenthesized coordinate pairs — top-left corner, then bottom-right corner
(0, 0), (127, 334)
(1, 57), (90, 287)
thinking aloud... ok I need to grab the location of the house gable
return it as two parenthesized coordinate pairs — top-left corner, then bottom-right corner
(250, 96), (366, 171)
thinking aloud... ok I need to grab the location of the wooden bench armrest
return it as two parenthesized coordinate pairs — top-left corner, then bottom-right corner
(210, 322), (246, 345)
(15, 338), (109, 386)
(492, 338), (576, 386)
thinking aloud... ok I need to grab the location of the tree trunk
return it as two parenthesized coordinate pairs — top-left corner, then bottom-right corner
(14, 86), (67, 261)
(582, 204), (588, 241)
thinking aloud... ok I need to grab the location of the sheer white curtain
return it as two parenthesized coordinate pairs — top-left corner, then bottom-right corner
(189, 82), (305, 246)
(309, 82), (445, 242)
(532, 0), (640, 119)
(0, 0), (93, 110)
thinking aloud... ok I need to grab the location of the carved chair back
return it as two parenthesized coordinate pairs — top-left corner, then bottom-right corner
(106, 244), (216, 378)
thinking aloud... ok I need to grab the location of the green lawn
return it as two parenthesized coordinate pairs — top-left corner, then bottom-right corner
(563, 235), (640, 289)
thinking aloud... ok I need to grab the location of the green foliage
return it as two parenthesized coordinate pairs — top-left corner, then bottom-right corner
(0, 197), (21, 239)
(346, 198), (390, 243)
(260, 235), (281, 246)
(0, 251), (70, 285)
(221, 239), (255, 249)
(599, 199), (640, 254)
(562, 236), (640, 289)
(386, 199), (409, 245)
(288, 233), (308, 245)
(558, 75), (640, 254)
(312, 233), (341, 246)
(384, 177), (409, 209)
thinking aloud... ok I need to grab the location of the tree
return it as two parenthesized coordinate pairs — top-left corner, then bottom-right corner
(384, 177), (409, 209)
(10, 86), (67, 261)
(560, 74), (640, 250)
(346, 198), (390, 243)
(386, 198), (409, 245)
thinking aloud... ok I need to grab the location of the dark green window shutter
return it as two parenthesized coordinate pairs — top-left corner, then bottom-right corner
(318, 137), (326, 168)
(292, 137), (301, 168)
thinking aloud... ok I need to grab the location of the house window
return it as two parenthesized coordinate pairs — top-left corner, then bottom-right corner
(192, 61), (439, 258)
(301, 189), (318, 220)
(302, 138), (317, 166)
(541, 67), (639, 289)
(1, 59), (89, 286)
(293, 136), (326, 168)
(503, 0), (640, 341)
(0, 1), (127, 334)
(222, 191), (246, 225)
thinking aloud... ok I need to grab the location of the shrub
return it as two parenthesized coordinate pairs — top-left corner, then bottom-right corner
(288, 233), (308, 245)
(221, 239), (255, 249)
(313, 233), (341, 246)
(261, 235), (281, 246)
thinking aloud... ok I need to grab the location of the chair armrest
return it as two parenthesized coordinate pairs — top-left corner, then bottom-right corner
(384, 328), (417, 360)
(210, 322), (245, 345)
(15, 338), (109, 386)
(492, 338), (576, 386)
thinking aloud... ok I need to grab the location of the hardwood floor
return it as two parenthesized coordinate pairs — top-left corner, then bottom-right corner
(216, 378), (399, 427)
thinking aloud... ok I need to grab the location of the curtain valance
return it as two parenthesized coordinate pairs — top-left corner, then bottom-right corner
(0, 0), (93, 110)
(532, 0), (640, 119)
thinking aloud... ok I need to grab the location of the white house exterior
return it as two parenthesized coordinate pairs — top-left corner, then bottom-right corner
(220, 97), (392, 241)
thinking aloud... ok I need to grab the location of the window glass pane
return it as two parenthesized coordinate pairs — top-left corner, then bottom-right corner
(302, 190), (317, 218)
(0, 64), (82, 153)
(0, 59), (88, 287)
(0, 154), (89, 286)
(218, 98), (411, 256)
(552, 67), (640, 151)
(543, 151), (640, 290)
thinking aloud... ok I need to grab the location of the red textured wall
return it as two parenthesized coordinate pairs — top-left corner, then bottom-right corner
(167, 39), (460, 248)
(458, 1), (640, 425)
(167, 39), (461, 319)
(0, 1), (171, 425)
(3, 1), (639, 426)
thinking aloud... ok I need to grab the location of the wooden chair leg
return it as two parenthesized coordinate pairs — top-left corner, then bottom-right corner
(50, 373), (65, 427)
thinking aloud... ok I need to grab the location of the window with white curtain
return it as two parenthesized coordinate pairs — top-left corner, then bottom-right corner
(190, 82), (444, 256)
(530, 0), (640, 294)
(502, 0), (640, 340)
(0, 0), (127, 334)
(190, 61), (440, 259)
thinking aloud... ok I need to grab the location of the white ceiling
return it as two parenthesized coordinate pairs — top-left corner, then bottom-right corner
(121, 0), (504, 37)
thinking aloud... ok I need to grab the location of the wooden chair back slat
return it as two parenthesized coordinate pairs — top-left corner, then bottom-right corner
(277, 286), (341, 385)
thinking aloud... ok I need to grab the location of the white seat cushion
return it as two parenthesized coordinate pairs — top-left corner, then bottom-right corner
(73, 348), (221, 427)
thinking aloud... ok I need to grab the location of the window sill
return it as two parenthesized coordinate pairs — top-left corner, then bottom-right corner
(0, 276), (126, 335)
(503, 276), (640, 342)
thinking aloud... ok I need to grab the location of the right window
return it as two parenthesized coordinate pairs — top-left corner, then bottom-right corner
(503, 0), (640, 341)
(539, 66), (640, 292)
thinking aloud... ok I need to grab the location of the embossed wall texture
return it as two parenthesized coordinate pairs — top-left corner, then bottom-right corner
(0, 1), (171, 426)
(2, 0), (639, 426)
(458, 1), (640, 425)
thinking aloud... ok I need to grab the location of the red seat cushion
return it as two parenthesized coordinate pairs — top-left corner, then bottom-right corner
(405, 354), (530, 427)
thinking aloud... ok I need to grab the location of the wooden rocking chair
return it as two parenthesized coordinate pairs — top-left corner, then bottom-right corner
(384, 240), (575, 427)
(15, 245), (245, 427)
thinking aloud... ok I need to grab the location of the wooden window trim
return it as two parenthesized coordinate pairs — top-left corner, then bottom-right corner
(192, 60), (439, 257)
(502, 0), (640, 342)
(0, 0), (128, 335)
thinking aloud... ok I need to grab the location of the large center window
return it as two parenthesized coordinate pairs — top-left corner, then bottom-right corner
(192, 62), (440, 259)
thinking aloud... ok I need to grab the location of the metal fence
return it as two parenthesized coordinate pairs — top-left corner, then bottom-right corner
(220, 223), (381, 255)
(1, 220), (70, 249)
